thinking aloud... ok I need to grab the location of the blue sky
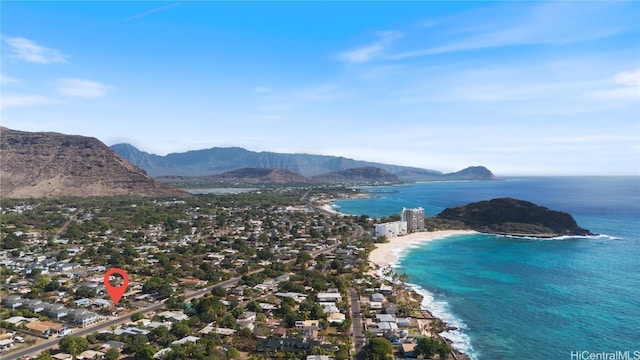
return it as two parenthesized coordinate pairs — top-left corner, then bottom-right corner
(1, 1), (639, 175)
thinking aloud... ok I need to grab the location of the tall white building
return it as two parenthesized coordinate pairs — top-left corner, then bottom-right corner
(401, 207), (425, 232)
(374, 221), (407, 238)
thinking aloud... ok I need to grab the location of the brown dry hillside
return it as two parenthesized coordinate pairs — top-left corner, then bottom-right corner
(0, 127), (185, 198)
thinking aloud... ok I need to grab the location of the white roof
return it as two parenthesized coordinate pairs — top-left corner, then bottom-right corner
(171, 336), (200, 345)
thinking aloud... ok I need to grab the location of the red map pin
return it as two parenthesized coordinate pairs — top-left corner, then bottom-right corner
(104, 268), (129, 305)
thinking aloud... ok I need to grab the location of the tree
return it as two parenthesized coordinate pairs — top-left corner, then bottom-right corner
(211, 286), (227, 297)
(365, 338), (393, 360)
(226, 347), (241, 359)
(105, 348), (120, 360)
(125, 333), (150, 354)
(34, 351), (54, 360)
(296, 251), (312, 265)
(171, 321), (190, 338)
(131, 312), (145, 322)
(134, 345), (156, 360)
(58, 336), (89, 359)
(414, 336), (451, 360)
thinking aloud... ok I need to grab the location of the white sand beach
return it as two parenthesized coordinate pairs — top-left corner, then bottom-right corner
(369, 230), (478, 268)
(318, 202), (343, 216)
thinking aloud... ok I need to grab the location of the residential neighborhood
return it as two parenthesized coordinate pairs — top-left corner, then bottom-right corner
(1, 189), (463, 360)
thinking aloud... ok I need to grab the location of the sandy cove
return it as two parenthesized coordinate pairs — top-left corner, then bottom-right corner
(369, 230), (478, 268)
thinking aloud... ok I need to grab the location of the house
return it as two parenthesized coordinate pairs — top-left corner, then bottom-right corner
(154, 348), (173, 359)
(5, 316), (35, 326)
(25, 320), (65, 336)
(371, 293), (385, 303)
(71, 311), (99, 327)
(295, 320), (320, 329)
(379, 284), (393, 295)
(157, 310), (188, 322)
(0, 339), (14, 350)
(49, 306), (70, 320)
(376, 314), (397, 323)
(307, 356), (333, 360)
(317, 292), (342, 302)
(114, 327), (150, 336)
(319, 302), (340, 314)
(397, 318), (415, 328)
(272, 327), (287, 338)
(240, 311), (257, 321)
(100, 340), (125, 351)
(180, 278), (206, 287)
(2, 295), (23, 309)
(22, 299), (45, 313)
(92, 299), (112, 308)
(74, 298), (91, 307)
(77, 350), (105, 359)
(52, 353), (72, 360)
(171, 336), (200, 345)
(402, 343), (417, 358)
(215, 328), (237, 336)
(370, 301), (383, 310)
(259, 302), (278, 311)
(302, 326), (319, 339)
(257, 337), (322, 353)
(275, 292), (308, 303)
(327, 313), (346, 324)
(384, 303), (398, 315)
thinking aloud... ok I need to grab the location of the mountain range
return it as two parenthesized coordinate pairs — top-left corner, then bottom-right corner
(111, 143), (496, 181)
(0, 127), (496, 199)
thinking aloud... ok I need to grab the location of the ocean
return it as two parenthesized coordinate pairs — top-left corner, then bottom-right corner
(333, 177), (640, 360)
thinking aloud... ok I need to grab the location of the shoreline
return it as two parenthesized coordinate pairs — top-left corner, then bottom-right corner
(369, 230), (478, 268)
(368, 230), (478, 360)
(317, 194), (371, 216)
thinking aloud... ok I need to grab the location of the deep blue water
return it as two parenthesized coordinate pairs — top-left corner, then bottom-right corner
(334, 177), (640, 359)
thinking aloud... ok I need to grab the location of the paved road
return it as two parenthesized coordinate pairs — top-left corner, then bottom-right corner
(348, 288), (366, 360)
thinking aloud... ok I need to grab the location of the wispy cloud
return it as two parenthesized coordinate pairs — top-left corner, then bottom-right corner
(390, 2), (635, 60)
(57, 78), (111, 98)
(126, 3), (181, 21)
(0, 73), (19, 83)
(584, 69), (640, 101)
(339, 31), (403, 64)
(253, 87), (273, 93)
(0, 94), (55, 108)
(2, 36), (67, 64)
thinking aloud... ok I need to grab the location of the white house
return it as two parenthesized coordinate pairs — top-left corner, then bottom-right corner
(317, 293), (342, 302)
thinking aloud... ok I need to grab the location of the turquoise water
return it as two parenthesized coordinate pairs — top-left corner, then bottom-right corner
(334, 177), (640, 359)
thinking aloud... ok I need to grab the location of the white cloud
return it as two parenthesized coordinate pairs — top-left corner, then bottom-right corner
(613, 69), (640, 87)
(3, 36), (67, 64)
(339, 31), (403, 64)
(0, 94), (55, 108)
(57, 78), (111, 98)
(126, 3), (181, 21)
